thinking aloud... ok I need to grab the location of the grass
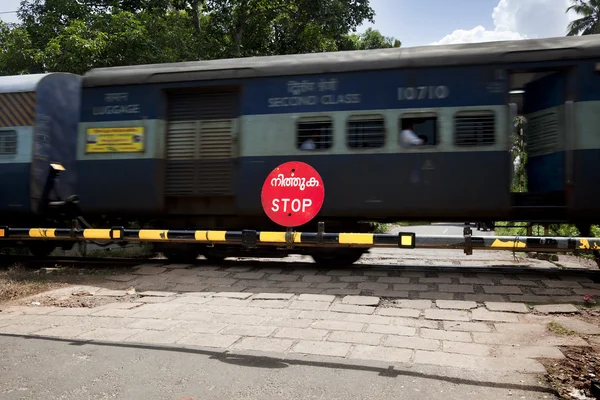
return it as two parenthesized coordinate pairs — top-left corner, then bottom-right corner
(372, 221), (430, 233)
(547, 321), (576, 336)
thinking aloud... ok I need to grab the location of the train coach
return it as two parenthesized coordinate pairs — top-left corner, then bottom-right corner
(0, 73), (82, 256)
(70, 35), (600, 263)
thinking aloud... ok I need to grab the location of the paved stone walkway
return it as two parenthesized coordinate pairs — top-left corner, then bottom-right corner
(2, 262), (599, 376)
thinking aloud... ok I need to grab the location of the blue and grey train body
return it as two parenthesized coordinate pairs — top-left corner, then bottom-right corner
(0, 72), (82, 225)
(76, 35), (600, 239)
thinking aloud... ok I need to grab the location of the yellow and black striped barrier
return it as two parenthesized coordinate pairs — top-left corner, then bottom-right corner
(2, 226), (600, 253)
(0, 226), (416, 249)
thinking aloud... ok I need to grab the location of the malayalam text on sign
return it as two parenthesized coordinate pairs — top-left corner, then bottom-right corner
(85, 127), (144, 153)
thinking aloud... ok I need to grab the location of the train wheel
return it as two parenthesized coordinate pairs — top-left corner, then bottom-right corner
(162, 249), (199, 264)
(311, 249), (365, 267)
(28, 242), (56, 258)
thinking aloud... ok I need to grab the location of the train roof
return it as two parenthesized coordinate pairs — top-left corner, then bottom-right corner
(0, 73), (52, 94)
(82, 35), (600, 87)
(0, 72), (81, 94)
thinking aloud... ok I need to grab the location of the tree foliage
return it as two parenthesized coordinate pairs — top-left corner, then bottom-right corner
(566, 0), (600, 36)
(0, 0), (400, 75)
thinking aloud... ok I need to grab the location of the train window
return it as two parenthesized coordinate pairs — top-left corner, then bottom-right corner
(399, 115), (438, 147)
(0, 131), (17, 155)
(346, 115), (385, 149)
(453, 111), (496, 147)
(296, 118), (333, 150)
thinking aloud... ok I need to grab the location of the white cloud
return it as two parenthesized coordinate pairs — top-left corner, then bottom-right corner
(433, 0), (579, 45)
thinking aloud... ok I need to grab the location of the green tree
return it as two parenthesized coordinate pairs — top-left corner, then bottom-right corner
(566, 0), (600, 36)
(346, 27), (401, 50)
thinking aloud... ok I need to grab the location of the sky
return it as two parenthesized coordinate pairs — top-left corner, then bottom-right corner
(0, 0), (581, 47)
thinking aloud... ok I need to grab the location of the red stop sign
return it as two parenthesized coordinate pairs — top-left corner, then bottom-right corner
(261, 161), (325, 227)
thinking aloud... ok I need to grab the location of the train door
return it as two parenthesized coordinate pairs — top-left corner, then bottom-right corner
(163, 87), (239, 218)
(522, 70), (568, 196)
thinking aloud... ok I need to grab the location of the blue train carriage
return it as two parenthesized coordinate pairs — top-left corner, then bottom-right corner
(508, 38), (600, 237)
(77, 35), (600, 263)
(0, 72), (82, 256)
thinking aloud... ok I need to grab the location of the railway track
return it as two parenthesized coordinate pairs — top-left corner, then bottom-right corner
(1, 254), (599, 282)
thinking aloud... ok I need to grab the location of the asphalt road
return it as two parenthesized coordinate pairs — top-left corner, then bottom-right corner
(0, 335), (557, 400)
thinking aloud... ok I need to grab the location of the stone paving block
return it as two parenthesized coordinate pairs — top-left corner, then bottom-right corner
(384, 335), (440, 351)
(196, 270), (231, 278)
(551, 317), (600, 335)
(341, 313), (393, 326)
(248, 300), (291, 309)
(177, 333), (241, 348)
(499, 280), (538, 287)
(392, 300), (432, 309)
(173, 284), (211, 293)
(211, 292), (253, 299)
(126, 319), (183, 331)
(534, 304), (579, 314)
(264, 318), (313, 329)
(493, 323), (546, 335)
(312, 320), (364, 332)
(435, 300), (477, 310)
(90, 308), (138, 318)
(420, 328), (472, 343)
(317, 283), (349, 290)
(139, 291), (177, 297)
(533, 335), (589, 347)
(221, 325), (277, 338)
(231, 337), (294, 353)
(482, 286), (522, 294)
(133, 263), (165, 270)
(458, 277), (494, 285)
(542, 280), (582, 288)
(392, 284), (428, 292)
(471, 308), (520, 323)
(323, 289), (362, 296)
(419, 277), (453, 284)
(0, 324), (52, 335)
(163, 264), (192, 269)
(302, 275), (332, 283)
(132, 266), (167, 276)
(424, 309), (470, 322)
(77, 328), (144, 342)
(330, 304), (375, 315)
(342, 296), (380, 306)
(443, 321), (492, 333)
(278, 282), (312, 289)
(105, 275), (137, 282)
(233, 272), (265, 280)
(443, 341), (492, 356)
(34, 325), (91, 339)
(472, 332), (520, 345)
(372, 291), (409, 299)
(498, 345), (565, 359)
(298, 294), (335, 303)
(438, 284), (474, 293)
(574, 288), (600, 296)
(366, 324), (416, 336)
(327, 331), (383, 346)
(293, 269), (319, 275)
(377, 277), (411, 284)
(139, 297), (174, 304)
(560, 275), (593, 283)
(289, 301), (331, 311)
(291, 340), (351, 358)
(274, 327), (328, 341)
(363, 270), (389, 277)
(418, 292), (455, 300)
(338, 276), (368, 283)
(169, 296), (212, 305)
(201, 278), (238, 286)
(267, 274), (299, 282)
(413, 350), (547, 373)
(226, 267), (253, 272)
(508, 295), (552, 303)
(532, 288), (572, 296)
(326, 269), (355, 276)
(349, 345), (413, 363)
(376, 308), (420, 318)
(357, 283), (389, 291)
(254, 293), (295, 300)
(484, 302), (529, 313)
(463, 294), (506, 303)
(168, 269), (200, 278)
(174, 322), (228, 334)
(51, 307), (97, 316)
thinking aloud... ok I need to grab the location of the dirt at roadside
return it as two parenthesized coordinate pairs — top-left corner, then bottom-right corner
(539, 309), (600, 400)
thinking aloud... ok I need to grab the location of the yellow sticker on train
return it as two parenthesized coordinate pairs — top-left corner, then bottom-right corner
(85, 127), (144, 153)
